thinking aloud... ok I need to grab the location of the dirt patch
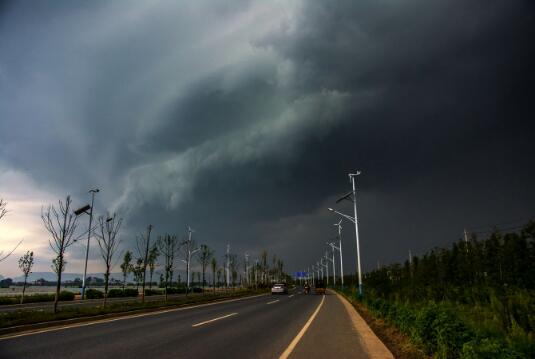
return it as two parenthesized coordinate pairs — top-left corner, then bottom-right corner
(344, 296), (428, 359)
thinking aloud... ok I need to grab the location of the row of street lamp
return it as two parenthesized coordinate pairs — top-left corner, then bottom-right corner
(305, 171), (364, 296)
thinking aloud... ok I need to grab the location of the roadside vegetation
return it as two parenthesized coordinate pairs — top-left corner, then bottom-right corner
(344, 221), (535, 359)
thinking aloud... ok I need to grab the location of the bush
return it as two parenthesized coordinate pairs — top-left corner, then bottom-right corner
(192, 287), (203, 293)
(59, 291), (75, 301)
(84, 289), (103, 299)
(165, 287), (186, 294)
(144, 289), (162, 296)
(123, 288), (139, 297)
(107, 288), (139, 298)
(461, 338), (522, 359)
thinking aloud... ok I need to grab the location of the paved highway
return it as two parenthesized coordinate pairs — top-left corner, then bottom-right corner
(0, 288), (389, 358)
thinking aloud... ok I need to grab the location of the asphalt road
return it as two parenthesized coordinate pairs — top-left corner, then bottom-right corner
(0, 288), (372, 359)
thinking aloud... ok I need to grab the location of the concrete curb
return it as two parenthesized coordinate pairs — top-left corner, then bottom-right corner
(0, 292), (268, 338)
(332, 291), (394, 359)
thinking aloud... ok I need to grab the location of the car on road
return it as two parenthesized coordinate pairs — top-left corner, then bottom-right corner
(314, 281), (325, 295)
(271, 283), (288, 294)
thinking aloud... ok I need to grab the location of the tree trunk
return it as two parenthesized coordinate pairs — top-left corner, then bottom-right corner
(54, 256), (63, 314)
(21, 275), (28, 304)
(103, 269), (110, 307)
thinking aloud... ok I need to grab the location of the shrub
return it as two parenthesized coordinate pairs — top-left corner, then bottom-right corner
(107, 289), (124, 298)
(123, 288), (139, 297)
(59, 291), (75, 301)
(461, 338), (522, 359)
(84, 289), (103, 299)
(165, 287), (186, 294)
(144, 289), (162, 296)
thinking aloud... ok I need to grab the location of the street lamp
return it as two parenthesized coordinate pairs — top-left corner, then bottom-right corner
(333, 219), (344, 288)
(328, 170), (364, 295)
(74, 188), (99, 300)
(326, 242), (337, 286)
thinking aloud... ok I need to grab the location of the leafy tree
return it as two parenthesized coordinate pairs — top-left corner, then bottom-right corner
(147, 246), (159, 290)
(18, 251), (34, 304)
(120, 250), (132, 290)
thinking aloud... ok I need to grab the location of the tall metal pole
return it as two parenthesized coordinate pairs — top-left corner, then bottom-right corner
(81, 188), (99, 300)
(336, 220), (345, 288)
(331, 247), (336, 285)
(323, 255), (329, 286)
(350, 172), (363, 295)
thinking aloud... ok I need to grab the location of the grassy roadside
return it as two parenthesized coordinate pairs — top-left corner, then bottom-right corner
(0, 289), (267, 332)
(335, 288), (429, 359)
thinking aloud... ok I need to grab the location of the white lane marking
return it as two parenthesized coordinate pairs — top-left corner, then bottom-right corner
(267, 300), (280, 305)
(191, 312), (238, 327)
(0, 293), (268, 341)
(279, 295), (325, 359)
(288, 295), (295, 298)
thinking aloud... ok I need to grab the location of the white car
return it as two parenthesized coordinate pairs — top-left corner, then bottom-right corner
(271, 283), (288, 294)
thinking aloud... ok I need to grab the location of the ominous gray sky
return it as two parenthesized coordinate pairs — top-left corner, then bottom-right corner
(0, 0), (534, 277)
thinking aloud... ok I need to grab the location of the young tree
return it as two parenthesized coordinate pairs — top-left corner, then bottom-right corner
(120, 250), (132, 290)
(181, 227), (198, 295)
(95, 214), (122, 306)
(135, 225), (153, 302)
(42, 195), (78, 313)
(229, 254), (238, 289)
(261, 250), (268, 285)
(217, 267), (223, 288)
(18, 251), (34, 304)
(147, 246), (159, 290)
(197, 244), (213, 292)
(133, 258), (144, 291)
(211, 257), (217, 294)
(158, 234), (178, 301)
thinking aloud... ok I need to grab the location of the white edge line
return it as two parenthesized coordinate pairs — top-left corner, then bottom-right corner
(0, 293), (268, 341)
(191, 312), (238, 327)
(279, 295), (325, 359)
(288, 295), (295, 298)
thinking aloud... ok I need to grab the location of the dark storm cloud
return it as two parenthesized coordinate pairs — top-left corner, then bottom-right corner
(1, 0), (534, 275)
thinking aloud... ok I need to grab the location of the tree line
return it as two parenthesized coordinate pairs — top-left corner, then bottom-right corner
(1, 195), (287, 312)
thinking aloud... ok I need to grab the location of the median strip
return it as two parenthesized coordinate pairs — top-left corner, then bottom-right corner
(192, 312), (238, 327)
(267, 299), (280, 305)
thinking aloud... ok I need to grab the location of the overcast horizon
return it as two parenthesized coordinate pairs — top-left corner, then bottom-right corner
(1, 0), (534, 278)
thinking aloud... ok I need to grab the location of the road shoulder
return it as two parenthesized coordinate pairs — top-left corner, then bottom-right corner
(334, 291), (394, 359)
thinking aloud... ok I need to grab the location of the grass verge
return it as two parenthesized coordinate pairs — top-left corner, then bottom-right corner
(335, 288), (429, 359)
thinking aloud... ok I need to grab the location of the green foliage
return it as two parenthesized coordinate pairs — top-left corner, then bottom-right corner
(58, 291), (75, 301)
(84, 289), (104, 299)
(350, 220), (535, 359)
(107, 288), (139, 298)
(144, 289), (162, 296)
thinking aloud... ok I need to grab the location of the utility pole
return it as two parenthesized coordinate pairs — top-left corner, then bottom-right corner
(141, 224), (153, 303)
(81, 188), (99, 300)
(327, 243), (336, 286)
(335, 219), (344, 288)
(349, 172), (363, 296)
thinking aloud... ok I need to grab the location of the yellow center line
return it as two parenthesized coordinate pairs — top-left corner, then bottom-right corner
(191, 312), (238, 327)
(279, 295), (325, 359)
(267, 299), (280, 305)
